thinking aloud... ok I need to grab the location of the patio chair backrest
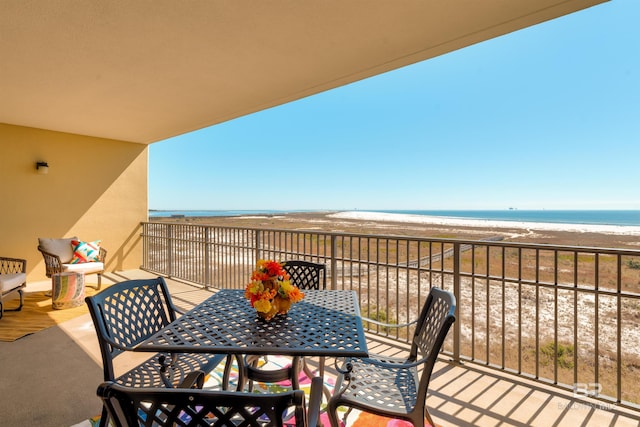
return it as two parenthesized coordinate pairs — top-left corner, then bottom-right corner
(98, 380), (308, 427)
(410, 286), (456, 392)
(283, 260), (326, 290)
(85, 277), (178, 380)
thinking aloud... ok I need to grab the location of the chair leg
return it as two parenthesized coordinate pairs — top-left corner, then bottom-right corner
(234, 354), (245, 391)
(222, 354), (244, 391)
(1, 289), (25, 315)
(222, 355), (232, 390)
(15, 289), (24, 311)
(87, 273), (102, 291)
(425, 408), (436, 427)
(244, 355), (259, 392)
(98, 405), (108, 427)
(326, 398), (343, 427)
(290, 356), (301, 390)
(302, 356), (331, 401)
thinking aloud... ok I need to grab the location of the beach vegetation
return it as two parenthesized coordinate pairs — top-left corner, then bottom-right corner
(626, 258), (640, 270)
(361, 305), (397, 335)
(539, 342), (574, 369)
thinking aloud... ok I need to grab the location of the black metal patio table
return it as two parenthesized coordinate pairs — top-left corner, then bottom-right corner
(135, 289), (368, 359)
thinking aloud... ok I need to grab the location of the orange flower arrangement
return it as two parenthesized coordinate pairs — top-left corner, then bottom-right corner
(245, 259), (304, 321)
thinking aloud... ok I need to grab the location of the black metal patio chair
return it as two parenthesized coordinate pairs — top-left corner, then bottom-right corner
(327, 286), (456, 427)
(283, 260), (326, 291)
(85, 277), (237, 427)
(244, 260), (327, 392)
(97, 372), (324, 427)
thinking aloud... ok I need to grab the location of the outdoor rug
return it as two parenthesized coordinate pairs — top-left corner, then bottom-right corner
(72, 355), (436, 427)
(0, 284), (104, 342)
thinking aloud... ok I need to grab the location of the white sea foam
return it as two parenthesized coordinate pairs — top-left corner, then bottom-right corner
(327, 211), (640, 236)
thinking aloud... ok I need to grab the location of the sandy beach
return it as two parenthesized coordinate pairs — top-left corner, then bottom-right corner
(153, 210), (640, 250)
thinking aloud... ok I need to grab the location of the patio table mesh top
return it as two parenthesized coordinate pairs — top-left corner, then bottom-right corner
(136, 289), (368, 358)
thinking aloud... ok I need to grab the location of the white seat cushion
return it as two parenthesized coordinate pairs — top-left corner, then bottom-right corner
(62, 262), (104, 275)
(0, 273), (26, 293)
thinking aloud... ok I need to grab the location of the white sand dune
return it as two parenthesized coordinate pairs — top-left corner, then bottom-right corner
(327, 211), (640, 236)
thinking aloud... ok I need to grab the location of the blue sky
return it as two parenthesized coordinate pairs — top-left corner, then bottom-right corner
(150, 0), (639, 211)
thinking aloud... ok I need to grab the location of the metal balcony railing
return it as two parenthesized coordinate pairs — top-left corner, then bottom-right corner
(140, 221), (640, 410)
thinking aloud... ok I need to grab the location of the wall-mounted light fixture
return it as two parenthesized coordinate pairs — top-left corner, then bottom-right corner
(36, 161), (49, 175)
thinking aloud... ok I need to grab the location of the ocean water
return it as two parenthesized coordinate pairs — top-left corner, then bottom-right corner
(371, 210), (640, 227)
(149, 209), (640, 227)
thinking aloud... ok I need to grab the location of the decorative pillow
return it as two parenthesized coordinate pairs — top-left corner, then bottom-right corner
(69, 240), (101, 264)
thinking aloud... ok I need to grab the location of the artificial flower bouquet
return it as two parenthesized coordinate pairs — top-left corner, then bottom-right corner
(244, 259), (304, 321)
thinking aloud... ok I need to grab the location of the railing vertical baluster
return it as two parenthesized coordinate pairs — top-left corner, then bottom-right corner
(471, 243), (476, 361)
(255, 230), (261, 262)
(376, 239), (388, 336)
(219, 227), (223, 287)
(535, 248), (540, 379)
(501, 246), (506, 369)
(204, 227), (210, 290)
(485, 244), (490, 365)
(284, 233), (290, 261)
(233, 228), (238, 288)
(417, 240), (422, 339)
(453, 241), (461, 362)
(330, 235), (337, 290)
(595, 253), (600, 393)
(141, 222), (146, 268)
(573, 251), (578, 387)
(517, 247), (522, 374)
(428, 241), (433, 290)
(167, 223), (173, 278)
(405, 239), (410, 335)
(366, 237), (372, 330)
(554, 249), (559, 385)
(358, 236), (362, 307)
(617, 254), (622, 404)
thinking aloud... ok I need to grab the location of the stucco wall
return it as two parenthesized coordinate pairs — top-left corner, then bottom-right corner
(0, 123), (147, 282)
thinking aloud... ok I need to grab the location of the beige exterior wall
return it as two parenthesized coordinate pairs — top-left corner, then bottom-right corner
(0, 123), (148, 282)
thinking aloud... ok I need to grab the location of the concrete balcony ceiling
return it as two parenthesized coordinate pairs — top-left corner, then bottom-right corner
(1, 0), (606, 144)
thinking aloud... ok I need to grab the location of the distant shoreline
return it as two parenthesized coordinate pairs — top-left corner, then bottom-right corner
(152, 210), (640, 250)
(149, 209), (640, 235)
(328, 211), (640, 236)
